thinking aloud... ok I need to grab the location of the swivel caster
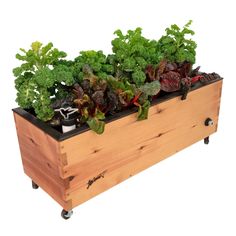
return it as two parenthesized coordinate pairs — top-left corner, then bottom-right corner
(204, 136), (209, 145)
(61, 209), (73, 220)
(32, 180), (39, 189)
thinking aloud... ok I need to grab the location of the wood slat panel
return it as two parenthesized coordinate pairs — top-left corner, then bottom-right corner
(66, 113), (219, 205)
(60, 81), (222, 178)
(61, 81), (222, 206)
(66, 113), (219, 195)
(68, 122), (217, 208)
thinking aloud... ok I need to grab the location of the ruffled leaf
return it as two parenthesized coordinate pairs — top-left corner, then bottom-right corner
(139, 80), (161, 96)
(87, 117), (105, 134)
(160, 71), (181, 92)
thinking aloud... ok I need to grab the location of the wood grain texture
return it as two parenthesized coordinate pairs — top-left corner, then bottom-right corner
(14, 80), (223, 211)
(60, 80), (222, 207)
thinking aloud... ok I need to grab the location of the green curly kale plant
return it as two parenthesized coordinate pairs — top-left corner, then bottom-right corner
(74, 50), (114, 81)
(111, 28), (162, 86)
(158, 20), (197, 64)
(13, 41), (74, 121)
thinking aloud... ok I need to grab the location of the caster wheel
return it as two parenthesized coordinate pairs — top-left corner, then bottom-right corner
(204, 137), (209, 145)
(61, 209), (73, 220)
(32, 181), (39, 189)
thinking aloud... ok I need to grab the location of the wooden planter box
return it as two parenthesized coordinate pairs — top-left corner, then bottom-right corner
(13, 78), (223, 218)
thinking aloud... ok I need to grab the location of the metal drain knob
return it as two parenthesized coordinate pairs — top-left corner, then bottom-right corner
(205, 118), (214, 126)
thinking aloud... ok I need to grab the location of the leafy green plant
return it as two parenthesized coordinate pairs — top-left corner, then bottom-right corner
(72, 74), (107, 134)
(106, 76), (135, 107)
(107, 76), (160, 119)
(87, 109), (105, 134)
(135, 80), (160, 120)
(111, 28), (162, 86)
(13, 41), (74, 121)
(157, 20), (197, 64)
(137, 100), (151, 120)
(73, 50), (114, 81)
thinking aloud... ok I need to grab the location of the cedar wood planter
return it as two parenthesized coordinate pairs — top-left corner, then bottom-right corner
(13, 78), (223, 218)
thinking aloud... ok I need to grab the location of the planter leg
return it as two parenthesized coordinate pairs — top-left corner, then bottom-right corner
(61, 209), (73, 220)
(32, 180), (39, 189)
(204, 136), (209, 145)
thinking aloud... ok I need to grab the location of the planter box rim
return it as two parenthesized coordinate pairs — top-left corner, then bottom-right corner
(12, 78), (222, 141)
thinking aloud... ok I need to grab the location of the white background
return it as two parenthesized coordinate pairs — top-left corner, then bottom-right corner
(0, 0), (236, 235)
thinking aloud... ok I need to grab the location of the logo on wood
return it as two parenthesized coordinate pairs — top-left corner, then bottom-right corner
(87, 170), (107, 189)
